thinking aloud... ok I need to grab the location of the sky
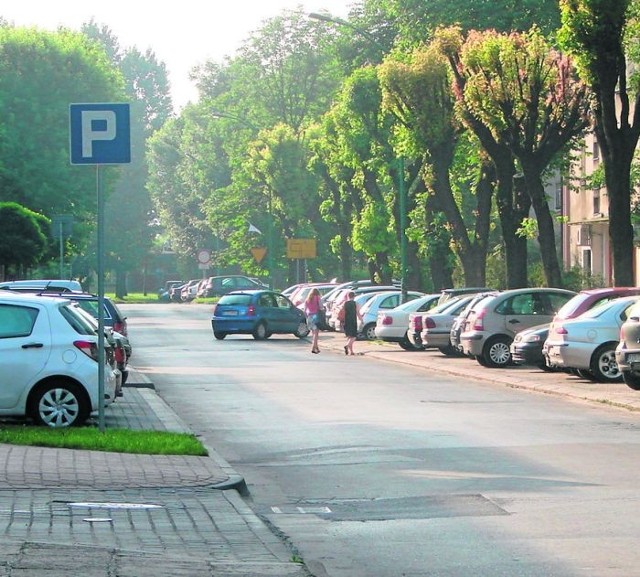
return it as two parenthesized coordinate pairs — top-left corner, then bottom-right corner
(1, 1), (353, 110)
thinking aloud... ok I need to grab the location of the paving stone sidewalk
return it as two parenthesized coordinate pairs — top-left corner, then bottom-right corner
(0, 377), (308, 577)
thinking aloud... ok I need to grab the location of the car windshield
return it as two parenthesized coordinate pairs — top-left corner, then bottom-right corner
(218, 294), (253, 306)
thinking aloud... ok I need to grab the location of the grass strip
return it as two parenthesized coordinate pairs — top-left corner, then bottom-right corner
(0, 425), (208, 456)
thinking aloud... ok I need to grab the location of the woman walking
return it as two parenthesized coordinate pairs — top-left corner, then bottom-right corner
(342, 291), (362, 356)
(304, 288), (323, 354)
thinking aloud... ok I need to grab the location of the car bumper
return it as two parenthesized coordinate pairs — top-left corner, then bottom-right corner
(211, 319), (257, 334)
(615, 349), (640, 373)
(510, 344), (544, 366)
(374, 326), (407, 342)
(407, 330), (422, 348)
(420, 331), (451, 348)
(545, 341), (593, 370)
(460, 331), (484, 356)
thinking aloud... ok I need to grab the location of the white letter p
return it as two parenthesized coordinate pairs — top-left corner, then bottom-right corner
(81, 110), (116, 158)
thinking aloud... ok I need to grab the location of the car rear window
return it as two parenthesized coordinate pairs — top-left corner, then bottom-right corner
(554, 293), (592, 319)
(59, 304), (97, 335)
(218, 294), (253, 306)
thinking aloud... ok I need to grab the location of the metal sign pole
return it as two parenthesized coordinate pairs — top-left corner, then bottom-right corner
(96, 165), (105, 432)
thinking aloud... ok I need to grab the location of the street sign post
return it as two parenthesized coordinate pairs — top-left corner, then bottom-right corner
(69, 103), (131, 432)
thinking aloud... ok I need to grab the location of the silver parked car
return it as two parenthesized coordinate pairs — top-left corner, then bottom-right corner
(419, 295), (476, 355)
(460, 288), (576, 368)
(615, 299), (640, 390)
(544, 295), (639, 382)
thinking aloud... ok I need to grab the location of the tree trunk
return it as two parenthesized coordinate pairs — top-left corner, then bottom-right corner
(606, 163), (634, 286)
(521, 167), (563, 287)
(406, 239), (422, 291)
(594, 120), (636, 286)
(115, 268), (127, 299)
(429, 147), (492, 287)
(496, 162), (529, 288)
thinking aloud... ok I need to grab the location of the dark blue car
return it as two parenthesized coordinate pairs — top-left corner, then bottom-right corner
(211, 290), (310, 340)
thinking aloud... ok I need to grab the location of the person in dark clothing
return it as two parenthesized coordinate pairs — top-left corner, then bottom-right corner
(342, 291), (363, 356)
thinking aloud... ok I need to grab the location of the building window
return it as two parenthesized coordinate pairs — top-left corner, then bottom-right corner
(593, 188), (601, 215)
(555, 183), (563, 209)
(592, 139), (600, 164)
(582, 248), (592, 274)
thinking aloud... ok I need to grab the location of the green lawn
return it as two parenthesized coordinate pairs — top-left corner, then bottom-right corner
(0, 425), (208, 456)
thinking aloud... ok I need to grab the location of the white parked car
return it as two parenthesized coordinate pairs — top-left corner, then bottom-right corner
(359, 291), (424, 340)
(374, 294), (440, 349)
(419, 295), (476, 355)
(544, 295), (639, 382)
(0, 292), (118, 427)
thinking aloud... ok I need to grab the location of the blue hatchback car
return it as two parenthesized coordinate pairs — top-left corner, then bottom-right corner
(211, 290), (310, 340)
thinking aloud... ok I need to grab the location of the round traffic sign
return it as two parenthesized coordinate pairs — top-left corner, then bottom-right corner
(196, 249), (211, 264)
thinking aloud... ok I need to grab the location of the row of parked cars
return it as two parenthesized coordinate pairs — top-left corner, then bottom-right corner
(159, 275), (268, 302)
(0, 279), (131, 427)
(365, 284), (640, 389)
(207, 277), (640, 391)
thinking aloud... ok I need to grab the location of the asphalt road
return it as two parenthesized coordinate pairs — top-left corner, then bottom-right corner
(125, 303), (640, 577)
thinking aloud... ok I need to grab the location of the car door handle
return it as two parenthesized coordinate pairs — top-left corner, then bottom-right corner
(22, 342), (44, 349)
(508, 319), (520, 324)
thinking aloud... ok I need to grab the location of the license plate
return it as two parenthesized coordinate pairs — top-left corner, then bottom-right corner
(222, 310), (239, 316)
(627, 353), (640, 363)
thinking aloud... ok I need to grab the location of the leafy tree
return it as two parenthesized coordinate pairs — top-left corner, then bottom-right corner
(368, 0), (561, 44)
(559, 0), (639, 286)
(379, 43), (493, 286)
(235, 9), (342, 132)
(0, 26), (124, 264)
(83, 21), (173, 296)
(436, 27), (530, 287)
(0, 202), (48, 273)
(459, 28), (590, 287)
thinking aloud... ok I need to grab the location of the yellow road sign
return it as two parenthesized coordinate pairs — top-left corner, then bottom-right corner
(287, 238), (316, 259)
(251, 247), (267, 263)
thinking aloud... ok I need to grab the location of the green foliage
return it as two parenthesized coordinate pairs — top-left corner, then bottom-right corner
(352, 200), (396, 254)
(0, 202), (49, 270)
(371, 0), (561, 45)
(0, 25), (125, 268)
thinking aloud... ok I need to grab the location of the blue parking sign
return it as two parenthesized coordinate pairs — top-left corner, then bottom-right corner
(69, 103), (131, 165)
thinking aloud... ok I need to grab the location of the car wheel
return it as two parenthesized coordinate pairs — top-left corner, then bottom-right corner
(536, 360), (556, 372)
(28, 381), (90, 427)
(362, 323), (377, 341)
(590, 343), (623, 382)
(399, 335), (421, 351)
(214, 331), (227, 340)
(294, 321), (310, 338)
(438, 345), (459, 357)
(482, 336), (512, 368)
(253, 322), (268, 340)
(623, 371), (640, 390)
(575, 368), (596, 380)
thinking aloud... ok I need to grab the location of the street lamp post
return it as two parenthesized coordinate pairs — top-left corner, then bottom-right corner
(309, 12), (408, 302)
(210, 109), (274, 288)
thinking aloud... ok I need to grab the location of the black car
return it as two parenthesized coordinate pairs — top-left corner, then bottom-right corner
(510, 324), (554, 371)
